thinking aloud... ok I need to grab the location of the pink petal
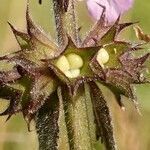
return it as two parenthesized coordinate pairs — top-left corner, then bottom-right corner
(114, 0), (133, 12)
(86, 0), (134, 24)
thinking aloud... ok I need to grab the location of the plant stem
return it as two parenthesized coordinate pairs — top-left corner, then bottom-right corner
(67, 0), (81, 46)
(52, 0), (66, 46)
(60, 84), (96, 150)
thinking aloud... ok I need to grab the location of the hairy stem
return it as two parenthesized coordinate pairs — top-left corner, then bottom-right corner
(67, 0), (81, 46)
(52, 0), (66, 46)
(60, 84), (96, 150)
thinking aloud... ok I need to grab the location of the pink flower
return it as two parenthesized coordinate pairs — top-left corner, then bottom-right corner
(86, 0), (134, 24)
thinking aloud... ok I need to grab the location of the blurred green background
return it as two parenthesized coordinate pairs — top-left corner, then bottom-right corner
(0, 0), (150, 149)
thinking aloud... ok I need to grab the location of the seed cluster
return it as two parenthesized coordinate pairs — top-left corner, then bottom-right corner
(56, 53), (83, 78)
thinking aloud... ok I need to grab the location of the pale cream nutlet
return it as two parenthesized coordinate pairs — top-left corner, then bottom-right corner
(56, 56), (70, 72)
(96, 48), (109, 68)
(67, 53), (83, 69)
(56, 54), (83, 78)
(64, 69), (80, 78)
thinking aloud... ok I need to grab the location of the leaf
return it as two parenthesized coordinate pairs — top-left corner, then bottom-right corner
(89, 81), (116, 150)
(35, 91), (59, 150)
(23, 73), (57, 122)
